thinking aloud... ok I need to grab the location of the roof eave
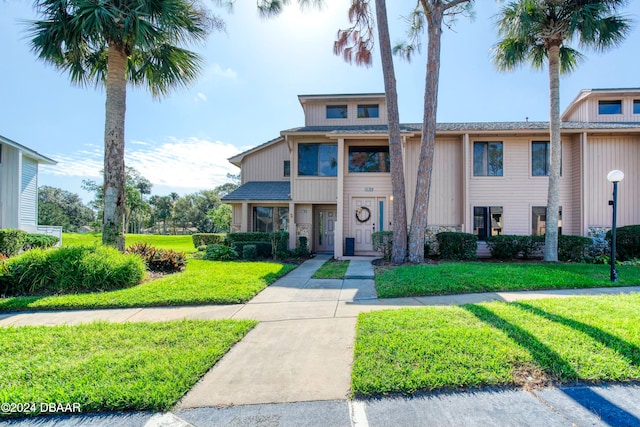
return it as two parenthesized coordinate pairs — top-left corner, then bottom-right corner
(0, 135), (57, 165)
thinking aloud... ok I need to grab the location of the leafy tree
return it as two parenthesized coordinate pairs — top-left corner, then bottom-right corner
(38, 186), (95, 232)
(494, 0), (631, 261)
(208, 204), (232, 232)
(333, 0), (408, 264)
(149, 195), (174, 234)
(29, 0), (214, 250)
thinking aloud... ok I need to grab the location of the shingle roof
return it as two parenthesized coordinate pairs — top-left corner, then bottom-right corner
(222, 181), (291, 201)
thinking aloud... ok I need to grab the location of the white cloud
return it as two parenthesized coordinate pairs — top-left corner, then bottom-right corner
(207, 64), (238, 80)
(41, 137), (241, 192)
(194, 92), (207, 103)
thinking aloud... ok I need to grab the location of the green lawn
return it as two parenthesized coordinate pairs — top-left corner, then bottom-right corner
(376, 262), (640, 298)
(0, 260), (295, 311)
(0, 319), (255, 416)
(62, 233), (197, 253)
(352, 293), (640, 396)
(312, 260), (350, 279)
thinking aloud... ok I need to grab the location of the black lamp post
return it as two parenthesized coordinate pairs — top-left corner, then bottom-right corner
(607, 170), (624, 282)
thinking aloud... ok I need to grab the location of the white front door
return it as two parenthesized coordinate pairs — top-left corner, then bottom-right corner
(351, 197), (376, 253)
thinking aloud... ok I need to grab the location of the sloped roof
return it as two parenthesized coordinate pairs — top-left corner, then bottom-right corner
(227, 136), (284, 167)
(0, 134), (57, 165)
(222, 181), (291, 201)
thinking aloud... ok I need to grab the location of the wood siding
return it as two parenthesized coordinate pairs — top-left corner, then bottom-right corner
(585, 135), (640, 228)
(242, 139), (290, 184)
(403, 137), (463, 226)
(20, 157), (38, 226)
(565, 96), (640, 122)
(303, 102), (387, 127)
(570, 135), (583, 235)
(291, 137), (338, 202)
(468, 137), (575, 236)
(0, 145), (20, 228)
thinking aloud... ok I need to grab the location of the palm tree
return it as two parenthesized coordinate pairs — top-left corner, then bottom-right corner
(29, 0), (213, 250)
(333, 0), (408, 264)
(494, 0), (631, 261)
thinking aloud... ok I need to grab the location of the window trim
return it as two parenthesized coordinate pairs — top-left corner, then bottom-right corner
(633, 100), (640, 115)
(598, 99), (623, 115)
(348, 145), (390, 173)
(357, 104), (380, 119)
(297, 143), (338, 177)
(326, 105), (348, 119)
(531, 140), (562, 177)
(473, 206), (503, 241)
(253, 206), (289, 233)
(472, 141), (504, 177)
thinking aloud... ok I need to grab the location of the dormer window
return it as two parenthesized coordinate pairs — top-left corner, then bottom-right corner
(598, 100), (622, 115)
(357, 104), (379, 118)
(326, 105), (347, 119)
(634, 100), (640, 114)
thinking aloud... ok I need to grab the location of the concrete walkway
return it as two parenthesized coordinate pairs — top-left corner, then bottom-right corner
(3, 256), (640, 425)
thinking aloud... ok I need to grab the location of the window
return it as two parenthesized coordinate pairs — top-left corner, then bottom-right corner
(531, 141), (562, 176)
(283, 160), (290, 177)
(599, 100), (622, 115)
(298, 143), (338, 177)
(532, 206), (562, 236)
(348, 146), (390, 173)
(357, 104), (379, 118)
(326, 105), (347, 119)
(473, 206), (503, 241)
(634, 100), (640, 114)
(253, 207), (289, 232)
(473, 142), (503, 176)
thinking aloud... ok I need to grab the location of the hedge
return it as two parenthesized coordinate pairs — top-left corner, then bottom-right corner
(606, 225), (640, 261)
(487, 235), (544, 260)
(558, 235), (592, 262)
(227, 232), (289, 254)
(192, 233), (226, 248)
(231, 241), (272, 259)
(24, 233), (59, 250)
(437, 232), (477, 261)
(0, 229), (27, 257)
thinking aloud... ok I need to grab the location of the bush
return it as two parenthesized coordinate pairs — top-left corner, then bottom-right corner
(192, 233), (226, 249)
(2, 245), (145, 296)
(372, 231), (393, 262)
(0, 229), (27, 257)
(607, 225), (640, 261)
(557, 235), (592, 262)
(126, 243), (187, 273)
(243, 244), (258, 260)
(24, 233), (59, 250)
(204, 244), (237, 261)
(228, 232), (288, 254)
(437, 232), (477, 261)
(269, 231), (288, 260)
(291, 236), (310, 258)
(486, 235), (544, 260)
(232, 241), (272, 258)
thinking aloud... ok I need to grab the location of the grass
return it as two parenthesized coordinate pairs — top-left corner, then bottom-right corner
(352, 293), (640, 396)
(0, 260), (295, 311)
(312, 260), (349, 279)
(62, 233), (197, 253)
(0, 319), (256, 416)
(376, 262), (640, 298)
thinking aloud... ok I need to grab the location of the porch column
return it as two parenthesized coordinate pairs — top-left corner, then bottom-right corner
(241, 202), (249, 232)
(335, 137), (345, 258)
(288, 202), (296, 250)
(462, 133), (470, 233)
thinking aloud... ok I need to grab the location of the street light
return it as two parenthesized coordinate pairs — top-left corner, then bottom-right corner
(607, 169), (624, 282)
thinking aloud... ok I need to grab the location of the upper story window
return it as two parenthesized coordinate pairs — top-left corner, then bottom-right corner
(283, 160), (290, 177)
(348, 146), (390, 173)
(357, 104), (379, 118)
(326, 105), (347, 119)
(473, 141), (503, 176)
(634, 100), (640, 114)
(598, 100), (622, 115)
(298, 143), (337, 177)
(532, 141), (562, 176)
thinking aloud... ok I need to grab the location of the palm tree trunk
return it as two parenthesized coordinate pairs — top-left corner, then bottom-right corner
(544, 43), (561, 262)
(375, 0), (407, 264)
(102, 42), (127, 251)
(408, 7), (442, 264)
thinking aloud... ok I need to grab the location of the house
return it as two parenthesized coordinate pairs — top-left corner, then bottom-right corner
(0, 135), (62, 244)
(222, 88), (640, 258)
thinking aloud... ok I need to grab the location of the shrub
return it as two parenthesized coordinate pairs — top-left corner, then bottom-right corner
(437, 232), (477, 261)
(2, 245), (145, 296)
(24, 233), (59, 250)
(291, 236), (310, 258)
(269, 231), (288, 260)
(227, 232), (288, 254)
(243, 244), (258, 260)
(486, 235), (544, 260)
(232, 241), (272, 258)
(192, 233), (226, 249)
(0, 229), (27, 257)
(557, 235), (592, 262)
(372, 231), (393, 262)
(606, 225), (640, 261)
(204, 244), (237, 261)
(126, 243), (187, 273)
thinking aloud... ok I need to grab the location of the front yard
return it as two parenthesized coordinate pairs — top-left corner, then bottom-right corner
(0, 260), (295, 311)
(352, 293), (640, 396)
(0, 319), (256, 416)
(376, 262), (640, 298)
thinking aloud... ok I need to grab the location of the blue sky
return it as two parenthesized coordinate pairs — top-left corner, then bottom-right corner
(1, 0), (639, 203)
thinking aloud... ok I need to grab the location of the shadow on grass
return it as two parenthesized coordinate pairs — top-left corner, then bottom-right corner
(514, 302), (640, 367)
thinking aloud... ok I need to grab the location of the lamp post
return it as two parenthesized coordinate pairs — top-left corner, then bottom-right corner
(607, 170), (624, 282)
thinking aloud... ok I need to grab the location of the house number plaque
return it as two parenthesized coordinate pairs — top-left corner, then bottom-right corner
(364, 187), (374, 192)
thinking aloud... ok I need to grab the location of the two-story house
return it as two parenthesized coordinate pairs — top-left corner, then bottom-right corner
(222, 88), (640, 258)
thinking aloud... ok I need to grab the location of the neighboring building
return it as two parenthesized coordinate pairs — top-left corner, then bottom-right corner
(222, 89), (640, 258)
(0, 135), (62, 244)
